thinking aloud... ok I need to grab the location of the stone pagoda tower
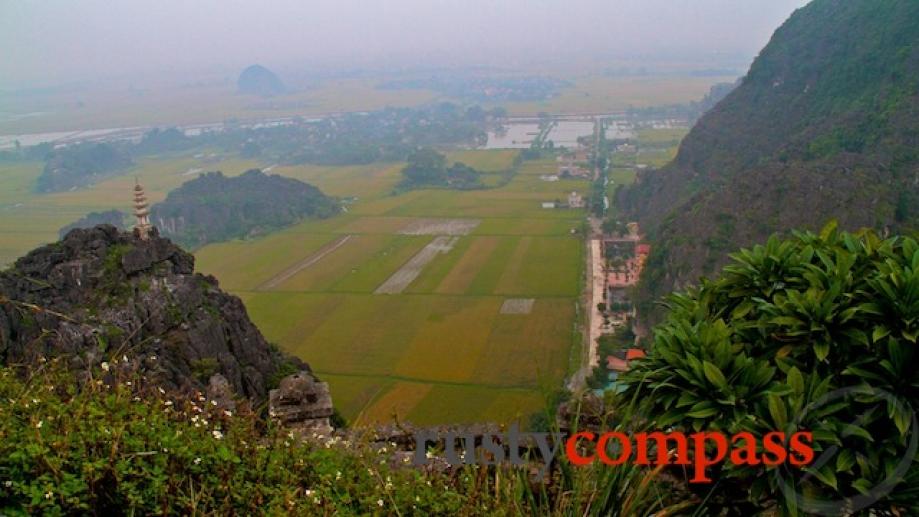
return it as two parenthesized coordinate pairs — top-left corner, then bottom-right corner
(133, 179), (152, 240)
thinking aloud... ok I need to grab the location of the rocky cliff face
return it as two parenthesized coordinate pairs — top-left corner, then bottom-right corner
(0, 225), (322, 407)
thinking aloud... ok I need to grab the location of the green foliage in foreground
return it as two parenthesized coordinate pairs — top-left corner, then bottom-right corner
(621, 224), (919, 514)
(0, 361), (678, 516)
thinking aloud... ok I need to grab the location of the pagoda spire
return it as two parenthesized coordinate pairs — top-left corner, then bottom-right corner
(133, 178), (152, 240)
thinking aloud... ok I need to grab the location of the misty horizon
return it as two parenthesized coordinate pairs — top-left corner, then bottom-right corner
(2, 0), (810, 91)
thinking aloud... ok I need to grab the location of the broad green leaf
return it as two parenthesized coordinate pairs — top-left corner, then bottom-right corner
(787, 366), (804, 395)
(703, 361), (728, 391)
(768, 394), (787, 430)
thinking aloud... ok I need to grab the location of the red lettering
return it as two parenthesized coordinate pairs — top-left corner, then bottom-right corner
(788, 432), (814, 467)
(634, 432), (690, 465)
(761, 431), (788, 466)
(597, 432), (632, 465)
(565, 431), (596, 466)
(690, 432), (728, 483)
(729, 432), (761, 466)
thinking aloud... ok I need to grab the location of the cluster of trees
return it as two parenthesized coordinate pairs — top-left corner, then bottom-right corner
(151, 169), (339, 249)
(227, 103), (493, 167)
(35, 142), (133, 193)
(16, 102), (500, 193)
(399, 148), (484, 190)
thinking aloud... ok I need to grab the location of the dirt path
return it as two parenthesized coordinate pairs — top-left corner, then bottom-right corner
(568, 219), (604, 391)
(257, 235), (352, 290)
(374, 236), (459, 294)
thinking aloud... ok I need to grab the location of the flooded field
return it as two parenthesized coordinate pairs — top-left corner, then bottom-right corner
(546, 121), (595, 148)
(484, 123), (540, 149)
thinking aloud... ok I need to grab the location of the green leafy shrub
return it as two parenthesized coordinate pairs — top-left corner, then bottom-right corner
(620, 224), (919, 514)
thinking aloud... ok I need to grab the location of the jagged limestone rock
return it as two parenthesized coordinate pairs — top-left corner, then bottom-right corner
(269, 371), (334, 435)
(0, 225), (318, 408)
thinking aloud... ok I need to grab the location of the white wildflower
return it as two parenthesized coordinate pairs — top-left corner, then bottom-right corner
(193, 457), (201, 465)
(212, 430), (223, 440)
(377, 499), (384, 507)
(100, 361), (110, 372)
(163, 400), (173, 406)
(158, 387), (166, 394)
(3, 480), (11, 487)
(224, 410), (232, 417)
(44, 490), (52, 499)
(35, 420), (43, 429)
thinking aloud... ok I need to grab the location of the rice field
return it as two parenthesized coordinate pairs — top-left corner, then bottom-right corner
(196, 151), (588, 425)
(0, 148), (588, 426)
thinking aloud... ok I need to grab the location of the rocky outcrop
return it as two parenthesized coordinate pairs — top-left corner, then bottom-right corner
(269, 371), (334, 435)
(0, 225), (325, 410)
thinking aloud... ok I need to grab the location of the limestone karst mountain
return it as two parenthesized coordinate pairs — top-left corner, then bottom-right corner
(237, 64), (285, 96)
(619, 0), (919, 318)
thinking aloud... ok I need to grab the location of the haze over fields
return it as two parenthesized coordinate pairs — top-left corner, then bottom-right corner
(2, 0), (808, 89)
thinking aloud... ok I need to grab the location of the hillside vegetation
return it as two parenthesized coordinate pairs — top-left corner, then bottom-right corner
(620, 0), (919, 318)
(151, 169), (339, 249)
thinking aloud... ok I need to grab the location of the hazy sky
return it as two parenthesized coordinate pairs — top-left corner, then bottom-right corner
(1, 0), (811, 89)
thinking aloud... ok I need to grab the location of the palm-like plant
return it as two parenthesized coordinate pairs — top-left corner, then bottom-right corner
(620, 223), (919, 515)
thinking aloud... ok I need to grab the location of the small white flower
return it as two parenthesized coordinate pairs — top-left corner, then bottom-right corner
(45, 490), (53, 499)
(101, 362), (110, 372)
(377, 499), (384, 507)
(313, 497), (321, 505)
(31, 398), (38, 404)
(305, 489), (313, 497)
(212, 430), (223, 440)
(163, 400), (173, 406)
(158, 387), (166, 395)
(193, 457), (201, 465)
(335, 471), (342, 480)
(224, 410), (232, 417)
(4, 480), (12, 487)
(122, 355), (128, 362)
(210, 400), (217, 406)
(35, 420), (43, 429)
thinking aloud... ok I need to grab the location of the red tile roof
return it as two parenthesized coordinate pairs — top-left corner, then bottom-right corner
(606, 356), (629, 372)
(626, 349), (646, 361)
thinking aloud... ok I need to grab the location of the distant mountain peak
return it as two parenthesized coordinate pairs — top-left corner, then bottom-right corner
(237, 64), (285, 96)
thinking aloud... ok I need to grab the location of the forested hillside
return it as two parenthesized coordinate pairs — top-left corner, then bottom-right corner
(619, 0), (919, 318)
